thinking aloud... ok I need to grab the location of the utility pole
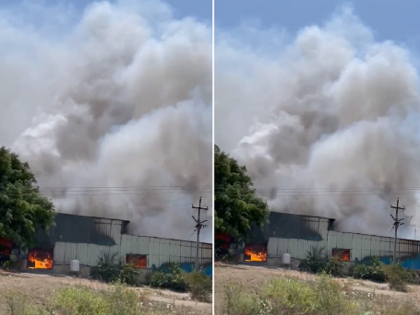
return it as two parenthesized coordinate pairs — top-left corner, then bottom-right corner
(390, 198), (405, 264)
(192, 197), (208, 271)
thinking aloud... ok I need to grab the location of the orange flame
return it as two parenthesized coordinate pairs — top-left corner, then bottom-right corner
(332, 249), (350, 262)
(244, 246), (267, 262)
(28, 250), (53, 269)
(126, 255), (146, 269)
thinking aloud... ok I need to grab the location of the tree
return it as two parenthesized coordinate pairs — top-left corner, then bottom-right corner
(0, 147), (55, 248)
(214, 145), (269, 242)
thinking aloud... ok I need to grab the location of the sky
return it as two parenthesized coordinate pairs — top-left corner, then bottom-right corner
(214, 1), (420, 239)
(0, 0), (212, 35)
(215, 0), (420, 54)
(0, 0), (212, 242)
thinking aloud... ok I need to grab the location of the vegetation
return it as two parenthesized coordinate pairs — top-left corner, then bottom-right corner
(149, 263), (212, 302)
(0, 147), (55, 248)
(2, 284), (197, 315)
(324, 256), (345, 277)
(383, 263), (410, 292)
(305, 246), (328, 273)
(351, 257), (386, 282)
(218, 275), (420, 315)
(214, 145), (269, 246)
(184, 271), (212, 302)
(149, 263), (187, 291)
(93, 251), (141, 286)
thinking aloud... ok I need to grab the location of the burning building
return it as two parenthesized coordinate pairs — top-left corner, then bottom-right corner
(11, 213), (212, 278)
(225, 212), (420, 270)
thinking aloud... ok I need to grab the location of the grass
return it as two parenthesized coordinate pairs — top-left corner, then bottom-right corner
(216, 274), (420, 315)
(1, 283), (205, 315)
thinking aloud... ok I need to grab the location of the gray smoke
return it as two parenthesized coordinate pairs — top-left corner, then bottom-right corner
(0, 0), (212, 241)
(215, 6), (420, 238)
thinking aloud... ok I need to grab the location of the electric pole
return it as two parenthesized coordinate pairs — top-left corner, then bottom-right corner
(390, 198), (405, 264)
(192, 197), (208, 271)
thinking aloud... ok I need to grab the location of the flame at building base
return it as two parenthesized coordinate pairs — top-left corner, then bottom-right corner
(244, 244), (267, 262)
(27, 250), (53, 269)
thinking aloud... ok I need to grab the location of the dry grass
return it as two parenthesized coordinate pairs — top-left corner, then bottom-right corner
(214, 263), (420, 315)
(0, 271), (211, 315)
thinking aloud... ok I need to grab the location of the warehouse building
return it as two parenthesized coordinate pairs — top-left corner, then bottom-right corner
(220, 212), (420, 270)
(7, 213), (212, 278)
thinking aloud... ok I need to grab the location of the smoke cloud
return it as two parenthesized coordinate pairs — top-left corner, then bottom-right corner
(215, 6), (420, 238)
(0, 0), (212, 242)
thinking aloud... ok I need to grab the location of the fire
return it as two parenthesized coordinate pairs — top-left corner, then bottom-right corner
(332, 249), (350, 262)
(126, 254), (147, 269)
(28, 250), (53, 269)
(244, 246), (267, 262)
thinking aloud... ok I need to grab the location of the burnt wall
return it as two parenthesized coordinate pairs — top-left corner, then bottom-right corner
(35, 213), (125, 247)
(249, 212), (331, 243)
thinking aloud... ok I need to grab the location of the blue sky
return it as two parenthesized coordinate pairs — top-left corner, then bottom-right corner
(0, 0), (212, 26)
(215, 0), (420, 53)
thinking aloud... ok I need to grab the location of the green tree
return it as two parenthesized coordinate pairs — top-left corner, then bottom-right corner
(214, 145), (269, 241)
(0, 147), (55, 248)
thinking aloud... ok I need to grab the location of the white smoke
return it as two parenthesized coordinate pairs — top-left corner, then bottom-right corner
(0, 0), (212, 242)
(215, 6), (420, 238)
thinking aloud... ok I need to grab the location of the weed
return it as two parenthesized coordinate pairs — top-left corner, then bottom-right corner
(306, 246), (328, 273)
(184, 271), (212, 302)
(324, 256), (345, 277)
(352, 256), (385, 282)
(149, 264), (187, 292)
(96, 250), (121, 283)
(383, 263), (409, 292)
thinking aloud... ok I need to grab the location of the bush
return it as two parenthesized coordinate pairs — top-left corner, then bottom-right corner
(324, 257), (345, 277)
(93, 251), (141, 286)
(352, 256), (385, 282)
(119, 263), (142, 287)
(383, 263), (410, 292)
(222, 282), (270, 315)
(50, 286), (108, 315)
(305, 246), (328, 273)
(184, 271), (212, 302)
(304, 247), (346, 277)
(96, 251), (121, 283)
(149, 263), (187, 292)
(221, 276), (359, 315)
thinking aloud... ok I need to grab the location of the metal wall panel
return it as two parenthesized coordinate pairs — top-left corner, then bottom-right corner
(54, 235), (212, 268)
(269, 230), (420, 262)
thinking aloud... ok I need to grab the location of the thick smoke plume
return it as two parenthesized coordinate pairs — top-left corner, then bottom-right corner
(215, 6), (420, 238)
(0, 0), (212, 241)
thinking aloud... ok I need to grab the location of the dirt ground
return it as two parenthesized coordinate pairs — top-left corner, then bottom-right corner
(0, 271), (211, 315)
(214, 262), (420, 313)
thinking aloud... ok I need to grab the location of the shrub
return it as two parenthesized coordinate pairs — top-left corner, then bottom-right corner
(119, 263), (142, 287)
(96, 251), (121, 283)
(221, 282), (270, 315)
(265, 275), (356, 315)
(324, 257), (345, 277)
(93, 251), (141, 286)
(305, 246), (328, 273)
(222, 276), (359, 315)
(383, 263), (410, 292)
(184, 271), (212, 302)
(149, 263), (187, 292)
(104, 284), (143, 315)
(352, 256), (385, 282)
(51, 286), (109, 315)
(3, 290), (29, 315)
(352, 263), (370, 279)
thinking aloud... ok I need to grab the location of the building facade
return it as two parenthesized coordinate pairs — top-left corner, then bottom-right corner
(20, 213), (212, 277)
(226, 212), (420, 270)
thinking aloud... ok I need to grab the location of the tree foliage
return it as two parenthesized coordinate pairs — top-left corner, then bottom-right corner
(0, 147), (55, 247)
(214, 145), (269, 241)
